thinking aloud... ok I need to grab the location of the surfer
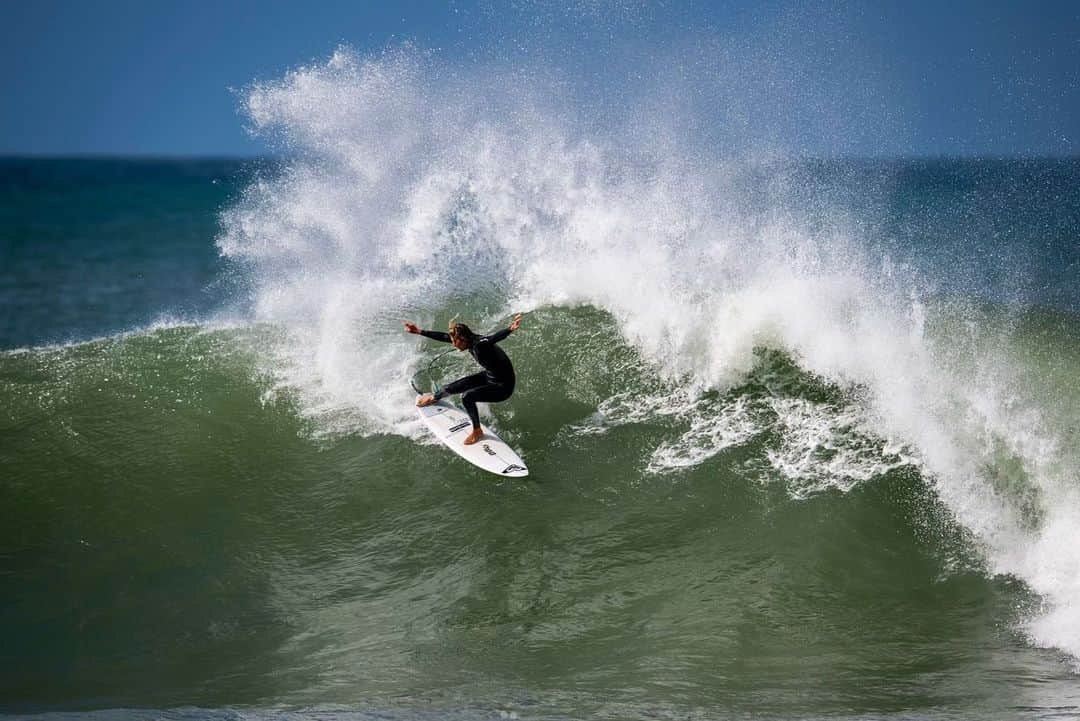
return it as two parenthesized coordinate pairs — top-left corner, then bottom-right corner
(403, 314), (523, 445)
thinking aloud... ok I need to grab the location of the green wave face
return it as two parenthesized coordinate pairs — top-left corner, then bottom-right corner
(3, 311), (1079, 717)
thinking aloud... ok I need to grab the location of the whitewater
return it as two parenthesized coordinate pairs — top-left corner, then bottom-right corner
(215, 48), (1080, 665)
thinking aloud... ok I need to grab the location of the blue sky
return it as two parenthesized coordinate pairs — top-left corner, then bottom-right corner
(2, 1), (1077, 156)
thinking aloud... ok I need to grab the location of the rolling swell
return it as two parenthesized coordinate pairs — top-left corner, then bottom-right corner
(213, 47), (1080, 676)
(3, 46), (1080, 718)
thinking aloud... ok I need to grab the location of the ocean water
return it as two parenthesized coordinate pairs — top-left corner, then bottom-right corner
(3, 51), (1080, 720)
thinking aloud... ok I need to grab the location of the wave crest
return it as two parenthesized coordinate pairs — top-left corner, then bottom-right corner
(217, 47), (1080, 664)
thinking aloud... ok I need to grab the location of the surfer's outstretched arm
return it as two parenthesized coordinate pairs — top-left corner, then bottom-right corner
(482, 313), (522, 343)
(403, 321), (451, 343)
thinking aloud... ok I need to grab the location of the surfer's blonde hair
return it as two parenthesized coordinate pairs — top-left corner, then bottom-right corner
(448, 317), (476, 345)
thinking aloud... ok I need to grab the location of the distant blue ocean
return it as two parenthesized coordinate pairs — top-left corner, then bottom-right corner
(0, 158), (260, 349)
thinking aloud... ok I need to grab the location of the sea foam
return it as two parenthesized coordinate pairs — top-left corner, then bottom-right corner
(218, 48), (1080, 666)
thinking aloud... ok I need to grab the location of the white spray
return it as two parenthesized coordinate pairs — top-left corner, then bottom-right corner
(218, 48), (1080, 664)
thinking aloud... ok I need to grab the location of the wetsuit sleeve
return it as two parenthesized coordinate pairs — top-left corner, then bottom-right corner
(419, 329), (452, 343)
(482, 327), (513, 344)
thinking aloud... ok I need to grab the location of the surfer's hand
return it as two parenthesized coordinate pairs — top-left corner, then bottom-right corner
(403, 321), (421, 334)
(509, 313), (522, 332)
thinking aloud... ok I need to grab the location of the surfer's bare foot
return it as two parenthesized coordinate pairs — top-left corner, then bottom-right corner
(463, 427), (484, 445)
(416, 394), (436, 407)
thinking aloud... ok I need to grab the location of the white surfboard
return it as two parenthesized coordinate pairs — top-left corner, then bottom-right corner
(416, 400), (529, 477)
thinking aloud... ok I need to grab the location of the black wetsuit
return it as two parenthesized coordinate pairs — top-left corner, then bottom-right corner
(420, 327), (516, 429)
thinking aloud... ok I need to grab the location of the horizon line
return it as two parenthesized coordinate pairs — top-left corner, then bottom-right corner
(2, 151), (1079, 163)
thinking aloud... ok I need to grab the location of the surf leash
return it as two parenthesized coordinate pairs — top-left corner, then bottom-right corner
(409, 347), (456, 395)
